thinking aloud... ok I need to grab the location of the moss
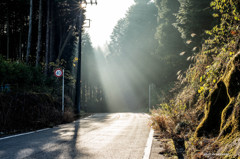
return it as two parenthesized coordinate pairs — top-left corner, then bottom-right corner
(221, 120), (234, 136)
(195, 81), (230, 137)
(195, 53), (240, 138)
(223, 53), (240, 99)
(221, 99), (234, 131)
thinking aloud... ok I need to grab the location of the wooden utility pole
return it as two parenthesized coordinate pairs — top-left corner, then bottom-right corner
(75, 8), (83, 114)
(75, 0), (97, 114)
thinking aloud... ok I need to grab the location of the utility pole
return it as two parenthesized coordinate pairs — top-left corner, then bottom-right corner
(149, 83), (151, 112)
(75, 0), (97, 115)
(75, 8), (83, 114)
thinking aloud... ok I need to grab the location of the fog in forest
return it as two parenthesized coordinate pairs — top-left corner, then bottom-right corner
(81, 0), (180, 112)
(74, 0), (205, 113)
(93, 49), (151, 112)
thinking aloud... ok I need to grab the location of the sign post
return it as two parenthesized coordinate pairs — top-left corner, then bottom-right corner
(148, 83), (153, 112)
(54, 68), (64, 115)
(62, 69), (64, 115)
(149, 84), (151, 112)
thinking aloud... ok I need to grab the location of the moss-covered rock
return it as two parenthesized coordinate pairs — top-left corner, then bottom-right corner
(195, 52), (240, 138)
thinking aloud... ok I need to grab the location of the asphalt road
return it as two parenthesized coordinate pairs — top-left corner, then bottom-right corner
(0, 113), (151, 159)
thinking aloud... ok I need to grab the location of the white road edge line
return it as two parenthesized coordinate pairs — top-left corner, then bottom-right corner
(143, 128), (154, 159)
(0, 128), (50, 141)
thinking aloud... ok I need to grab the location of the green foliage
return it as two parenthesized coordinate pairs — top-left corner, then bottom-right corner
(134, 0), (150, 3)
(0, 56), (53, 91)
(109, 18), (128, 55)
(174, 0), (215, 43)
(186, 0), (240, 97)
(159, 100), (187, 118)
(109, 1), (158, 56)
(154, 0), (190, 88)
(203, 0), (240, 56)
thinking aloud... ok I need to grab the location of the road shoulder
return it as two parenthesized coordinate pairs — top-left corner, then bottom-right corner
(150, 130), (178, 159)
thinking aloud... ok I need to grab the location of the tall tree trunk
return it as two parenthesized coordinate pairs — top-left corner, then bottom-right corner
(0, 37), (1, 54)
(0, 29), (1, 52)
(26, 0), (33, 63)
(57, 15), (78, 61)
(82, 82), (86, 110)
(36, 0), (42, 67)
(45, 0), (50, 75)
(49, 0), (55, 63)
(18, 30), (22, 61)
(13, 11), (17, 59)
(90, 85), (93, 101)
(19, 29), (22, 60)
(86, 81), (88, 103)
(57, 28), (74, 61)
(7, 11), (10, 59)
(58, 20), (62, 62)
(94, 86), (97, 102)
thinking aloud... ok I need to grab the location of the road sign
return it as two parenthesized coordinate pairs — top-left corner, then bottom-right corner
(54, 68), (63, 77)
(54, 68), (65, 115)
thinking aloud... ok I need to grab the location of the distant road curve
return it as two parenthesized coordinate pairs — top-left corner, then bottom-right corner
(0, 113), (151, 159)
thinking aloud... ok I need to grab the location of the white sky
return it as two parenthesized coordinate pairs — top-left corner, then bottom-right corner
(85, 0), (135, 48)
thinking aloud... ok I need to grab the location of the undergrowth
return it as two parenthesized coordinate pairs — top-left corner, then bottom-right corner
(0, 92), (75, 135)
(0, 57), (78, 136)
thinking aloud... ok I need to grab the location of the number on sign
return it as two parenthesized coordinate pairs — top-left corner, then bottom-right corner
(54, 69), (63, 77)
(56, 70), (62, 76)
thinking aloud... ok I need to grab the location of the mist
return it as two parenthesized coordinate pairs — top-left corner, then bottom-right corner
(80, 0), (162, 112)
(93, 49), (150, 112)
(80, 0), (189, 113)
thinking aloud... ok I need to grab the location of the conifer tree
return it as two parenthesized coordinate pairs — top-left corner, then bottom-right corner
(26, 0), (33, 63)
(155, 0), (188, 85)
(174, 0), (215, 45)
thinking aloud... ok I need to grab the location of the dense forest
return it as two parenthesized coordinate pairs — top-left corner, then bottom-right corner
(0, 0), (103, 133)
(1, 0), (240, 157)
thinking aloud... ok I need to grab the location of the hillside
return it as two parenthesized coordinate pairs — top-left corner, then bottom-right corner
(151, 0), (240, 158)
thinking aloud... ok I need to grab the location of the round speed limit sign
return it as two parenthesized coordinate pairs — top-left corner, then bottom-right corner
(54, 68), (63, 77)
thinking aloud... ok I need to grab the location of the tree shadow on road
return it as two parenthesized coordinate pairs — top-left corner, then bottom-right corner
(0, 114), (119, 159)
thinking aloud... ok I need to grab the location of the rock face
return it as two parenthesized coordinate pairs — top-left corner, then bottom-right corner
(195, 52), (240, 138)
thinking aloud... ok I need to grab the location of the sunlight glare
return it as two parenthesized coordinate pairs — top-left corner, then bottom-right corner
(80, 1), (87, 8)
(85, 0), (135, 48)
